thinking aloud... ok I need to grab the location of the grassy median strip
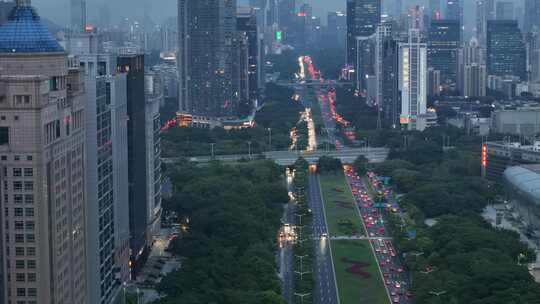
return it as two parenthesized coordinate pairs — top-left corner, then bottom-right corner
(319, 173), (365, 237)
(331, 240), (389, 304)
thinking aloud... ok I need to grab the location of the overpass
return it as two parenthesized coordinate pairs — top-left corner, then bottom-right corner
(276, 80), (353, 88)
(161, 147), (389, 166)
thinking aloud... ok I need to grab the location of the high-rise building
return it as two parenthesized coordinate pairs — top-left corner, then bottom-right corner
(446, 0), (462, 21)
(476, 0), (496, 47)
(237, 7), (261, 111)
(524, 0), (540, 33)
(0, 1), (88, 303)
(531, 49), (540, 82)
(327, 11), (347, 49)
(178, 0), (238, 117)
(429, 0), (442, 19)
(117, 53), (160, 277)
(445, 0), (462, 41)
(0, 1), (15, 25)
(458, 38), (483, 93)
(70, 0), (86, 32)
(346, 0), (381, 66)
(399, 29), (428, 131)
(375, 22), (399, 127)
(267, 0), (278, 26)
(394, 0), (402, 19)
(66, 32), (130, 304)
(495, 1), (514, 21)
(408, 5), (425, 31)
(428, 20), (460, 90)
(463, 63), (487, 97)
(355, 36), (376, 93)
(427, 68), (441, 96)
(487, 20), (527, 80)
(295, 3), (313, 50)
(143, 73), (162, 263)
(98, 3), (111, 29)
(278, 0), (295, 43)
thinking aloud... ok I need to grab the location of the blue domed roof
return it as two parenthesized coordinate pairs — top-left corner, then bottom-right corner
(0, 5), (63, 53)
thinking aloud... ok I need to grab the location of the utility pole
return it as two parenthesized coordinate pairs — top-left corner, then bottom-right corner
(247, 141), (252, 159)
(210, 143), (215, 159)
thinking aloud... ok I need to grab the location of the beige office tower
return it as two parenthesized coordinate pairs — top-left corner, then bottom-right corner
(0, 1), (87, 303)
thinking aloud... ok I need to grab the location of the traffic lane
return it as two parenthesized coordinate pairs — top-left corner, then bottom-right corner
(308, 173), (339, 304)
(345, 173), (412, 304)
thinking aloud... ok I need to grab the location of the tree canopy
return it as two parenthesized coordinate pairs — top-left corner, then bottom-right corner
(155, 161), (288, 304)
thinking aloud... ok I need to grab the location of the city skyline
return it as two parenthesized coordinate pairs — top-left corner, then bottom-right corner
(1, 0), (540, 303)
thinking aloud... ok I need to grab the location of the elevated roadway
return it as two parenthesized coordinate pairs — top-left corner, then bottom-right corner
(161, 147), (389, 166)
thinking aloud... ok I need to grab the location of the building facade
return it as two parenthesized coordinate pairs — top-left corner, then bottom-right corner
(177, 0), (238, 117)
(144, 73), (162, 257)
(487, 20), (527, 80)
(278, 0), (295, 44)
(491, 108), (540, 135)
(237, 7), (261, 113)
(70, 0), (86, 32)
(399, 29), (428, 131)
(463, 63), (487, 97)
(66, 32), (130, 304)
(116, 54), (150, 277)
(495, 1), (514, 21)
(327, 11), (347, 50)
(503, 165), (540, 237)
(346, 0), (381, 68)
(375, 22), (399, 127)
(0, 1), (87, 303)
(0, 1), (15, 26)
(476, 0), (496, 47)
(428, 19), (460, 90)
(445, 0), (462, 41)
(484, 141), (540, 181)
(427, 67), (441, 96)
(524, 0), (540, 33)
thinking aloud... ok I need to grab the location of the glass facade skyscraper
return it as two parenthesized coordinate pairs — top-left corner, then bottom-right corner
(428, 20), (460, 90)
(346, 0), (381, 66)
(487, 20), (527, 80)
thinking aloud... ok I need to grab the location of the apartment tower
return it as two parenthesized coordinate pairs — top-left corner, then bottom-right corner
(0, 1), (87, 303)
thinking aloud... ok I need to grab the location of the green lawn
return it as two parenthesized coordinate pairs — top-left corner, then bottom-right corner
(331, 240), (389, 304)
(319, 173), (365, 237)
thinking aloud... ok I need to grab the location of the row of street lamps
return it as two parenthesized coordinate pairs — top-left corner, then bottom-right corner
(209, 128), (272, 159)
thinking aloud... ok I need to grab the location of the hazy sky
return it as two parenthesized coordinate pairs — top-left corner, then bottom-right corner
(33, 0), (345, 26)
(33, 0), (522, 27)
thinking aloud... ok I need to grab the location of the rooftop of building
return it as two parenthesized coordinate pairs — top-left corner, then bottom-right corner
(0, 0), (63, 53)
(487, 141), (540, 153)
(504, 164), (540, 204)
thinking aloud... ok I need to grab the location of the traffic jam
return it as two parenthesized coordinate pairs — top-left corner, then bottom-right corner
(344, 166), (412, 304)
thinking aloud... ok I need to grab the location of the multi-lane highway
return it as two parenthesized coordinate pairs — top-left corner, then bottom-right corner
(345, 167), (412, 304)
(308, 172), (339, 304)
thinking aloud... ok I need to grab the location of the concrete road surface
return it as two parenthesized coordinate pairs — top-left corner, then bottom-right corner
(308, 173), (339, 304)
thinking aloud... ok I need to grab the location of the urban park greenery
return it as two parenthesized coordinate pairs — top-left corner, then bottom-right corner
(155, 160), (288, 304)
(359, 127), (540, 303)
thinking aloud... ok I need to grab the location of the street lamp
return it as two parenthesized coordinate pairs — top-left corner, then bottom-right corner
(294, 292), (311, 304)
(429, 290), (447, 297)
(267, 128), (272, 150)
(420, 266), (437, 274)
